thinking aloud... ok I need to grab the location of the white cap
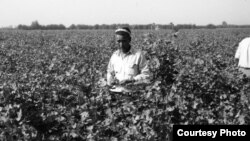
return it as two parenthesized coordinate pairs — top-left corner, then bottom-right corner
(115, 28), (131, 36)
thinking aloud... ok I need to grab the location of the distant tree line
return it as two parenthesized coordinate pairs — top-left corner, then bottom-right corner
(14, 21), (250, 30)
(17, 21), (66, 30)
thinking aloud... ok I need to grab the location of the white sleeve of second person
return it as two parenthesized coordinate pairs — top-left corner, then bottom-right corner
(235, 42), (241, 59)
(107, 54), (115, 85)
(237, 38), (250, 68)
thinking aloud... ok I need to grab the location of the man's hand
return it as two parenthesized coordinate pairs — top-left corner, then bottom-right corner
(108, 77), (119, 86)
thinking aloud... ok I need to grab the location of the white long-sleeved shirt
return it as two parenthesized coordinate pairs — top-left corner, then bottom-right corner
(107, 49), (150, 85)
(235, 37), (250, 68)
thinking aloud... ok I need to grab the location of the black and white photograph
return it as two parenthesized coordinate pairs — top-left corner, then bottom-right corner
(1, 0), (250, 140)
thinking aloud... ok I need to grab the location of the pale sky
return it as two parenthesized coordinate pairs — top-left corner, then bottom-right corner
(1, 0), (250, 27)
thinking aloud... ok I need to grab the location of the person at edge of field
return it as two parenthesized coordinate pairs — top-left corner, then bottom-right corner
(107, 27), (151, 86)
(235, 37), (250, 77)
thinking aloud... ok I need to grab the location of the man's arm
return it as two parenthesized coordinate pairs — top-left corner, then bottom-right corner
(133, 52), (151, 82)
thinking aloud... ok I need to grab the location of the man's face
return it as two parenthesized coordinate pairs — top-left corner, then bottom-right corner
(116, 34), (130, 53)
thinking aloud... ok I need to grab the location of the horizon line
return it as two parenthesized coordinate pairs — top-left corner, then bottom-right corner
(2, 22), (250, 28)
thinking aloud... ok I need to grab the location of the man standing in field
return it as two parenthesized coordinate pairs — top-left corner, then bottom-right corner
(107, 27), (151, 86)
(235, 37), (250, 77)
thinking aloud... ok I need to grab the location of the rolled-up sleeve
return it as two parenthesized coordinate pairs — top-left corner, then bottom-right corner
(134, 52), (151, 81)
